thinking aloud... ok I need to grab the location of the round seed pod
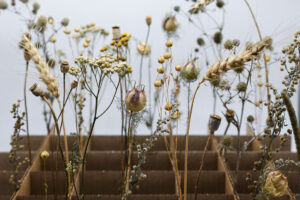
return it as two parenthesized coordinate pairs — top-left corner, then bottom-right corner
(163, 52), (171, 59)
(213, 32), (223, 44)
(60, 61), (69, 73)
(175, 65), (182, 72)
(71, 81), (78, 89)
(165, 103), (173, 111)
(145, 16), (152, 26)
(247, 115), (255, 123)
(125, 88), (146, 112)
(224, 40), (233, 50)
(0, 0), (8, 9)
(165, 40), (173, 47)
(60, 17), (69, 26)
(162, 16), (178, 32)
(157, 66), (164, 74)
(137, 42), (150, 55)
(236, 82), (247, 92)
(197, 37), (205, 46)
(154, 80), (163, 87)
(40, 151), (49, 160)
(216, 0), (224, 8)
(174, 5), (180, 12)
(30, 83), (44, 97)
(32, 2), (40, 13)
(181, 60), (200, 81)
(158, 56), (165, 64)
(208, 115), (221, 132)
(36, 15), (47, 32)
(48, 59), (56, 68)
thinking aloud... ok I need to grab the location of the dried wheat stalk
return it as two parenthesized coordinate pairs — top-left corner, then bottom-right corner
(22, 35), (60, 98)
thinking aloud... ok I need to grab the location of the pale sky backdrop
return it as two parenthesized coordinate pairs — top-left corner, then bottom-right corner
(0, 0), (300, 151)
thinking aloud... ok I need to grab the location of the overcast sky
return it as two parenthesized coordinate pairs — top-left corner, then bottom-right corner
(0, 0), (300, 151)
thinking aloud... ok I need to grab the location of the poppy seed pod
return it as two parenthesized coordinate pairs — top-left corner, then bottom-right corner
(125, 88), (146, 112)
(112, 26), (121, 40)
(40, 150), (49, 160)
(162, 16), (178, 32)
(137, 42), (150, 55)
(208, 115), (221, 132)
(60, 61), (69, 73)
(264, 170), (288, 197)
(181, 60), (200, 81)
(30, 83), (44, 97)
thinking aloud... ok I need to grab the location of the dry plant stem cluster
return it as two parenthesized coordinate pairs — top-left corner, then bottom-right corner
(183, 37), (272, 200)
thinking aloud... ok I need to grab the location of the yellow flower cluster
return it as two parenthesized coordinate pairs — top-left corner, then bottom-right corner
(110, 32), (131, 47)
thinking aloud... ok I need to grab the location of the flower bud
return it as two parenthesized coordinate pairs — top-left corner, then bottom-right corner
(163, 52), (171, 59)
(162, 16), (178, 32)
(145, 16), (152, 26)
(137, 42), (150, 55)
(264, 170), (288, 197)
(112, 26), (121, 40)
(165, 40), (173, 47)
(60, 61), (69, 73)
(158, 56), (165, 64)
(154, 80), (163, 87)
(30, 83), (44, 97)
(181, 60), (200, 81)
(164, 103), (173, 111)
(157, 66), (164, 74)
(208, 115), (221, 132)
(40, 150), (49, 160)
(125, 88), (146, 112)
(175, 65), (182, 72)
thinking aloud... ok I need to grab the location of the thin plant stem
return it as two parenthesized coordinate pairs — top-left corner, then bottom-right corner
(138, 25), (151, 85)
(24, 61), (32, 165)
(120, 77), (125, 178)
(43, 159), (48, 200)
(194, 131), (213, 200)
(184, 78), (204, 200)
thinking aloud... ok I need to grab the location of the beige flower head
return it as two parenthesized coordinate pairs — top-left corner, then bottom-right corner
(264, 170), (288, 197)
(137, 42), (150, 55)
(40, 150), (49, 160)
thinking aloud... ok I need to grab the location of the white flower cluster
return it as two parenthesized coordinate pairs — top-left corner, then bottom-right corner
(68, 66), (81, 76)
(72, 25), (108, 39)
(75, 54), (129, 75)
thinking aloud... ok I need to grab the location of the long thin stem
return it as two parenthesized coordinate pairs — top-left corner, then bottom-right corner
(184, 78), (204, 200)
(194, 131), (213, 200)
(24, 61), (32, 165)
(43, 159), (48, 200)
(138, 25), (151, 85)
(120, 78), (125, 178)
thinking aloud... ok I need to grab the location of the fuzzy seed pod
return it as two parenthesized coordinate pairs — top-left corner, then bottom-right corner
(137, 42), (150, 55)
(165, 40), (173, 47)
(145, 16), (152, 26)
(36, 15), (47, 32)
(0, 0), (8, 9)
(125, 88), (146, 112)
(222, 135), (232, 147)
(213, 32), (223, 44)
(162, 16), (178, 32)
(208, 115), (221, 132)
(224, 40), (233, 50)
(264, 171), (288, 197)
(236, 82), (247, 92)
(157, 66), (164, 74)
(60, 61), (69, 73)
(181, 60), (200, 81)
(30, 83), (44, 97)
(40, 151), (49, 160)
(163, 52), (171, 59)
(175, 65), (182, 72)
(247, 115), (254, 123)
(154, 80), (163, 87)
(112, 26), (121, 40)
(60, 17), (69, 26)
(158, 56), (165, 64)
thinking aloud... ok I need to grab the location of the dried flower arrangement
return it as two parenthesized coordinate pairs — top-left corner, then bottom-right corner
(0, 0), (300, 200)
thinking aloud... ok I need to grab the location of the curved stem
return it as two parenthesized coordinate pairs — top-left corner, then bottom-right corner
(184, 78), (204, 200)
(24, 61), (32, 165)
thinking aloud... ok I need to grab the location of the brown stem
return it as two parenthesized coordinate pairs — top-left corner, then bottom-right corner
(194, 131), (213, 200)
(184, 79), (204, 200)
(282, 92), (300, 160)
(24, 61), (32, 165)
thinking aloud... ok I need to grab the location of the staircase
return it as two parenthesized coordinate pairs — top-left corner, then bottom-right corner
(0, 128), (299, 200)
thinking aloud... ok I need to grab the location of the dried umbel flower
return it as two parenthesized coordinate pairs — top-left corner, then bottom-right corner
(162, 16), (178, 32)
(264, 171), (288, 197)
(60, 60), (70, 73)
(222, 135), (232, 147)
(236, 82), (247, 92)
(60, 17), (69, 26)
(125, 88), (146, 112)
(0, 0), (8, 9)
(40, 151), (49, 160)
(145, 16), (152, 26)
(23, 36), (60, 98)
(181, 60), (200, 81)
(137, 42), (150, 55)
(30, 83), (44, 97)
(112, 26), (121, 40)
(208, 115), (221, 132)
